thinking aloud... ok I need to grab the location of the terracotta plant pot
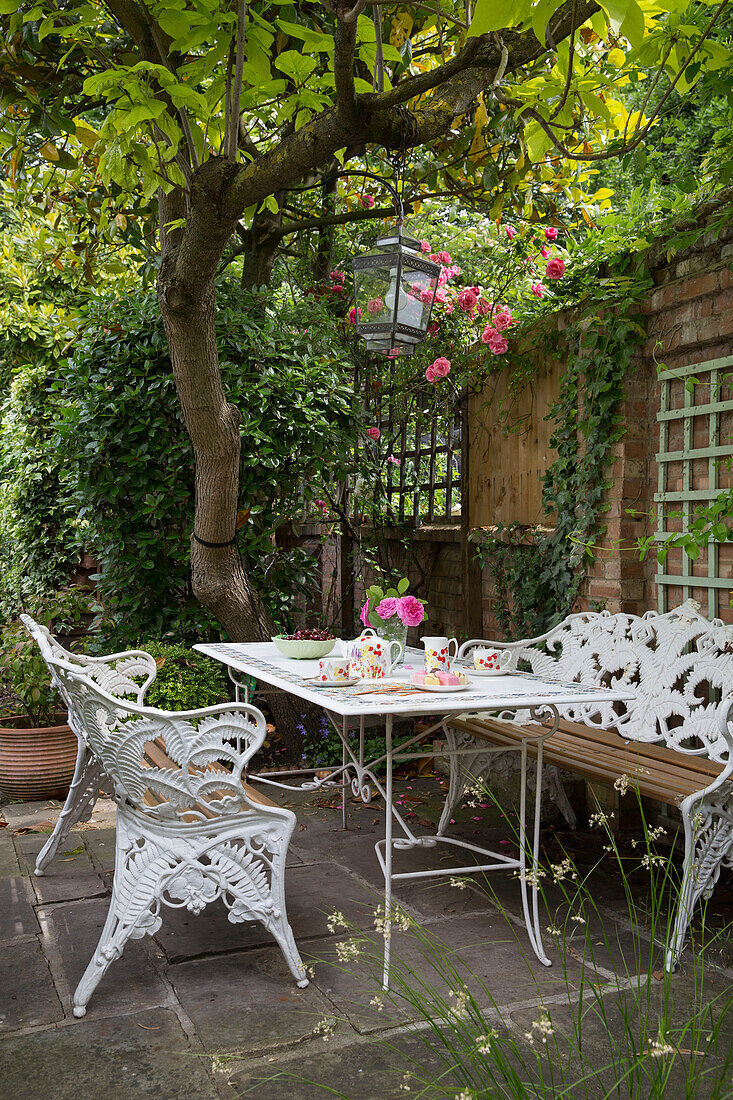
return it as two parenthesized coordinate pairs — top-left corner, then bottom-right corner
(0, 717), (77, 802)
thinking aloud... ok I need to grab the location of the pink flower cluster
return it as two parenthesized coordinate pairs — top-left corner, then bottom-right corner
(360, 595), (425, 628)
(426, 356), (451, 383)
(366, 426), (380, 440)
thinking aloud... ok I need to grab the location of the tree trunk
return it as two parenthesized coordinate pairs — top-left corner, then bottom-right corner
(156, 185), (314, 758)
(241, 204), (282, 291)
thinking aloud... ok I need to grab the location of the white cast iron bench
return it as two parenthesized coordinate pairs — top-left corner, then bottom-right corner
(442, 601), (733, 970)
(48, 654), (308, 1016)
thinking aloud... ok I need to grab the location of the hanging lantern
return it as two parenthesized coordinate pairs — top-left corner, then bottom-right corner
(352, 226), (440, 357)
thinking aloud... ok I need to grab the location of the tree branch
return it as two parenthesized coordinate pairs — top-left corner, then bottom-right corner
(334, 5), (359, 124)
(228, 0), (247, 162)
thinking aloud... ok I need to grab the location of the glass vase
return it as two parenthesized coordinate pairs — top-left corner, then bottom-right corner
(374, 617), (408, 664)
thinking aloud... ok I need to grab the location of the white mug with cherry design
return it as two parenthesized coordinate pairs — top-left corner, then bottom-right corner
(421, 635), (458, 673)
(472, 647), (512, 673)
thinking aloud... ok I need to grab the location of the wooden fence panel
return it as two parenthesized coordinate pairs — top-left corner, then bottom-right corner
(468, 359), (561, 529)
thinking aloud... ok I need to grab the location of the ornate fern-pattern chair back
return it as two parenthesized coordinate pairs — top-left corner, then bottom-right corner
(21, 615), (158, 733)
(49, 657), (268, 823)
(511, 601), (733, 762)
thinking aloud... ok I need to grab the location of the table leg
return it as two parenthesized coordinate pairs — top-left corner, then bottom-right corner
(382, 713), (393, 990)
(341, 717), (348, 830)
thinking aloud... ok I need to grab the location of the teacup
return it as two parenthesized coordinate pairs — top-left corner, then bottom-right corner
(317, 657), (351, 682)
(472, 647), (512, 672)
(422, 635), (458, 673)
(348, 631), (401, 680)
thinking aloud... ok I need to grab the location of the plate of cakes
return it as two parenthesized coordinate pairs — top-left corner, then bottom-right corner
(407, 669), (471, 692)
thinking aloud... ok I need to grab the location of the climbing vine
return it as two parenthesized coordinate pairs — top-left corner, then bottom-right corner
(474, 298), (646, 638)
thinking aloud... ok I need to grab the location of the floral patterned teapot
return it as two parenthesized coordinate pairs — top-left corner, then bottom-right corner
(348, 629), (401, 680)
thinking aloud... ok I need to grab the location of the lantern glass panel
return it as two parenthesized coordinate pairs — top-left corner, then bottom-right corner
(396, 257), (438, 339)
(353, 260), (395, 328)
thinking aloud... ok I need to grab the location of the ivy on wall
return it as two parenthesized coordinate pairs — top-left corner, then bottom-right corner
(474, 301), (645, 638)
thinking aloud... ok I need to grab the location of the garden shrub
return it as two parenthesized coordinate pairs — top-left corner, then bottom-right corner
(138, 641), (229, 711)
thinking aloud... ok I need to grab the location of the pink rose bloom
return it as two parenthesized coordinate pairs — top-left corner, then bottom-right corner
(545, 257), (566, 280)
(438, 267), (449, 287)
(531, 282), (547, 299)
(437, 250), (452, 264)
(457, 288), (479, 313)
(425, 365), (437, 383)
(505, 225), (516, 240)
(387, 454), (401, 466)
(330, 269), (345, 283)
(434, 287), (449, 303)
(420, 287), (434, 303)
(420, 240), (431, 253)
(431, 356), (451, 378)
(397, 595), (425, 627)
(367, 297), (384, 314)
(347, 306), (362, 323)
(493, 307), (513, 330)
(360, 194), (375, 208)
(443, 301), (455, 315)
(481, 325), (497, 344)
(545, 226), (559, 241)
(366, 426), (381, 440)
(540, 246), (549, 259)
(386, 348), (400, 359)
(476, 297), (491, 316)
(488, 334), (508, 355)
(359, 599), (370, 626)
(376, 597), (399, 620)
(427, 321), (440, 336)
(449, 265), (462, 277)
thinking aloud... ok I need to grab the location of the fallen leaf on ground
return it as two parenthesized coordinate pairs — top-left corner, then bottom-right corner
(652, 969), (665, 981)
(136, 1022), (161, 1030)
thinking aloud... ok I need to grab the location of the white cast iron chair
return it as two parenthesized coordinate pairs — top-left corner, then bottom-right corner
(48, 655), (308, 1017)
(21, 613), (158, 876)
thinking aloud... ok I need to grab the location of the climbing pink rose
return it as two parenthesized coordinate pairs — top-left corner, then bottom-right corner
(449, 265), (462, 277)
(505, 225), (517, 239)
(545, 226), (559, 240)
(420, 240), (431, 253)
(360, 194), (375, 208)
(387, 454), (401, 466)
(434, 287), (449, 303)
(429, 253), (440, 263)
(425, 365), (437, 383)
(540, 246), (549, 259)
(481, 325), (497, 344)
(438, 267), (449, 287)
(347, 306), (362, 323)
(444, 300), (454, 315)
(488, 334), (508, 355)
(457, 288), (479, 313)
(366, 426), (381, 440)
(431, 356), (451, 378)
(397, 595), (425, 627)
(359, 599), (370, 626)
(367, 297), (384, 314)
(531, 282), (547, 299)
(545, 257), (566, 280)
(476, 297), (491, 316)
(428, 321), (440, 337)
(437, 250), (452, 264)
(330, 269), (345, 283)
(376, 597), (399, 620)
(493, 307), (513, 330)
(420, 287), (434, 303)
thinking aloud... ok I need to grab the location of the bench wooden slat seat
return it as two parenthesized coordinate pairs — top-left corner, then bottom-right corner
(450, 714), (728, 806)
(442, 601), (733, 971)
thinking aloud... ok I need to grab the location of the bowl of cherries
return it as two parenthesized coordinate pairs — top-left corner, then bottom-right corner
(272, 628), (336, 660)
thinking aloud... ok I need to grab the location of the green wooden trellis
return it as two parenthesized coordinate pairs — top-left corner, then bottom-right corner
(655, 354), (733, 617)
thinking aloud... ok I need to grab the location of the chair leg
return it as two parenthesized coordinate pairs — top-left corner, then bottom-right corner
(35, 742), (106, 877)
(666, 798), (733, 971)
(73, 824), (164, 1016)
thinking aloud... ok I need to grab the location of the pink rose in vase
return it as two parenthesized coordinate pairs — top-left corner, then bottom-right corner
(376, 597), (399, 619)
(397, 595), (425, 627)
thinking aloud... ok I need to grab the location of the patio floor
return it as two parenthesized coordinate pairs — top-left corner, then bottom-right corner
(1, 777), (731, 1100)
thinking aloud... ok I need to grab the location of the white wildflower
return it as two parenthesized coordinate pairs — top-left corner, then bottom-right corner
(455, 1091), (474, 1100)
(546, 925), (561, 937)
(649, 1037), (675, 1058)
(373, 903), (412, 937)
(570, 914), (586, 924)
(476, 1029), (498, 1054)
(327, 910), (348, 933)
(335, 938), (362, 962)
(448, 988), (470, 1020)
(369, 994), (384, 1012)
(647, 825), (667, 842)
(525, 1009), (554, 1046)
(306, 966), (316, 979)
(399, 1073), (412, 1092)
(614, 774), (630, 796)
(450, 876), (468, 890)
(516, 866), (546, 887)
(550, 857), (577, 884)
(589, 811), (614, 828)
(314, 1016), (336, 1042)
(641, 853), (666, 869)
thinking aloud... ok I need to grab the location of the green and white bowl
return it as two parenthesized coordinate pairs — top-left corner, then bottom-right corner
(271, 635), (336, 660)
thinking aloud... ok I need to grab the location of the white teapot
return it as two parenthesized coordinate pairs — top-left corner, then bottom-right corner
(348, 630), (401, 680)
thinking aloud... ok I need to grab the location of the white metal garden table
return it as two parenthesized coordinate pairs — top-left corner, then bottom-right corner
(194, 641), (633, 987)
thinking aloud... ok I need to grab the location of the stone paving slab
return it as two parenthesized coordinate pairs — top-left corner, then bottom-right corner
(0, 827), (21, 879)
(0, 1007), (222, 1100)
(0, 939), (64, 1031)
(16, 833), (108, 904)
(39, 897), (170, 1020)
(0, 875), (40, 943)
(171, 945), (339, 1055)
